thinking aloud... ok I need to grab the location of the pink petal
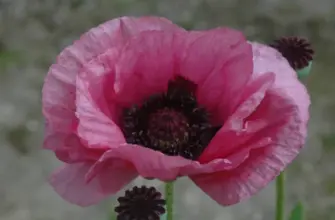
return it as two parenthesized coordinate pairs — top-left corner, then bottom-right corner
(199, 72), (275, 162)
(43, 120), (106, 162)
(76, 54), (126, 148)
(191, 86), (309, 206)
(250, 42), (310, 121)
(86, 159), (138, 194)
(190, 43), (310, 206)
(89, 144), (252, 181)
(112, 31), (182, 106)
(50, 162), (137, 206)
(250, 42), (297, 82)
(54, 148), (104, 164)
(50, 163), (106, 206)
(92, 145), (192, 181)
(79, 48), (121, 119)
(117, 16), (185, 36)
(42, 16), (183, 151)
(44, 132), (106, 163)
(176, 28), (253, 123)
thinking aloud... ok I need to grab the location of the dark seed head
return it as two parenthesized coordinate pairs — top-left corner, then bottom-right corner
(270, 36), (314, 70)
(115, 186), (166, 220)
(121, 76), (220, 160)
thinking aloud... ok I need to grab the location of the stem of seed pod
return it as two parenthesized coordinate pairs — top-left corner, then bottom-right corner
(275, 172), (285, 220)
(165, 182), (174, 220)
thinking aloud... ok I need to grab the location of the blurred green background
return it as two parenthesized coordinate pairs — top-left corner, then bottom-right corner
(0, 0), (334, 220)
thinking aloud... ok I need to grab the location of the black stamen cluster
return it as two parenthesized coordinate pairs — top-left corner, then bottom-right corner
(122, 76), (219, 160)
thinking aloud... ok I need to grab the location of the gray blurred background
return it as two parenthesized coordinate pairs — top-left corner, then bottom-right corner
(0, 0), (334, 220)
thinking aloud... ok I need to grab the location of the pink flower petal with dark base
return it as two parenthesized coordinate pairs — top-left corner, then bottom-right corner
(43, 16), (182, 159)
(190, 44), (310, 206)
(177, 28), (253, 123)
(43, 16), (310, 207)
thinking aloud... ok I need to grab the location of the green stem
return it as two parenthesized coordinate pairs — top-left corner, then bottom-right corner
(276, 172), (285, 220)
(165, 182), (174, 220)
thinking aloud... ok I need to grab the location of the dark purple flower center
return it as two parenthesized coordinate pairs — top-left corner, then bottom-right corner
(270, 36), (314, 70)
(115, 186), (166, 220)
(147, 108), (190, 150)
(121, 76), (220, 160)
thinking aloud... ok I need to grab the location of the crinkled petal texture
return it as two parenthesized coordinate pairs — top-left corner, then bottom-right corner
(191, 43), (310, 205)
(43, 16), (185, 206)
(42, 16), (310, 207)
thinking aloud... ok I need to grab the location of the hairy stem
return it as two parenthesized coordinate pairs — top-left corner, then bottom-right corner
(165, 182), (174, 220)
(276, 172), (285, 220)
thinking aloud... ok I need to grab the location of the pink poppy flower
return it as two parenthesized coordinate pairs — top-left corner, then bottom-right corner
(42, 16), (310, 207)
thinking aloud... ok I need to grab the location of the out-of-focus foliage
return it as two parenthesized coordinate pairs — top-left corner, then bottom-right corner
(289, 203), (304, 220)
(0, 0), (335, 220)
